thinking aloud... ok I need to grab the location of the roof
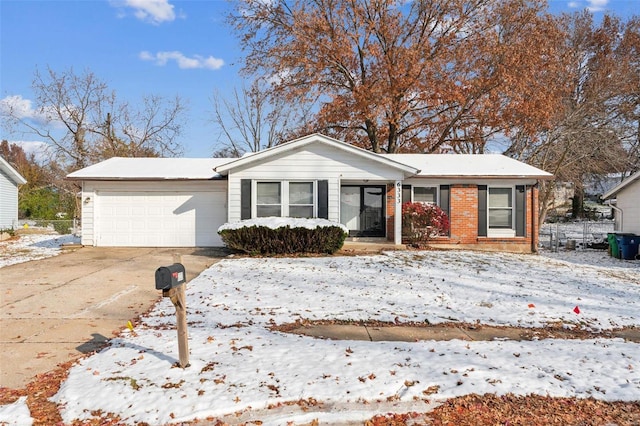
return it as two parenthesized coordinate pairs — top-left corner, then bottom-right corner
(602, 170), (640, 199)
(65, 137), (554, 182)
(214, 133), (420, 176)
(66, 157), (229, 180)
(384, 154), (553, 179)
(0, 156), (27, 185)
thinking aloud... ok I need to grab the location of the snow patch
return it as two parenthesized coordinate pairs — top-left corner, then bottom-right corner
(218, 217), (349, 233)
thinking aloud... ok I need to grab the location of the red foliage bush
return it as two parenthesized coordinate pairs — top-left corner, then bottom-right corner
(401, 202), (450, 246)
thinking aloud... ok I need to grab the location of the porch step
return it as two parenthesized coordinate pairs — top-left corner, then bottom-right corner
(341, 239), (406, 254)
(346, 237), (389, 243)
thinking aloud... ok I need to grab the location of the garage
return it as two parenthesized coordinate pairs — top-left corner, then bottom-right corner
(95, 188), (226, 247)
(67, 157), (230, 247)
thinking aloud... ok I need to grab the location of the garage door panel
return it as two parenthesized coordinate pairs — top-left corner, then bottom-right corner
(96, 190), (226, 247)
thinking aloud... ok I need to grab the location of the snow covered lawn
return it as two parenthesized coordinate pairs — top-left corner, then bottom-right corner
(0, 233), (79, 268)
(44, 249), (640, 424)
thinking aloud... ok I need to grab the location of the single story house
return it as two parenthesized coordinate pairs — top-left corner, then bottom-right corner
(67, 134), (553, 252)
(602, 170), (640, 235)
(0, 156), (27, 230)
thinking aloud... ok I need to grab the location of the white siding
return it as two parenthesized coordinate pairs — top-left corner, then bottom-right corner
(80, 181), (95, 245)
(0, 168), (19, 229)
(617, 179), (640, 234)
(81, 180), (227, 247)
(227, 144), (405, 222)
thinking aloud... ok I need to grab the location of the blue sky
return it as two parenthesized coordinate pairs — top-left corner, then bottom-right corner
(1, 0), (638, 159)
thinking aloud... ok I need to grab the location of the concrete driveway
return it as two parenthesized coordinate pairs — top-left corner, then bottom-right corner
(0, 246), (228, 389)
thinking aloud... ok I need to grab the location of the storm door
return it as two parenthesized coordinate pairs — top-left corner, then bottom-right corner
(340, 185), (386, 237)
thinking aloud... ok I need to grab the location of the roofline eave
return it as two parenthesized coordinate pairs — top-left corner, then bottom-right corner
(214, 133), (420, 176)
(65, 176), (225, 182)
(602, 170), (640, 199)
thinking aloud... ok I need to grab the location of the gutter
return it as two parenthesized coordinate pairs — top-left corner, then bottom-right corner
(65, 177), (226, 181)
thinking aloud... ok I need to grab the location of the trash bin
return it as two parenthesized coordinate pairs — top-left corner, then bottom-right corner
(616, 233), (636, 245)
(618, 235), (640, 260)
(608, 233), (620, 258)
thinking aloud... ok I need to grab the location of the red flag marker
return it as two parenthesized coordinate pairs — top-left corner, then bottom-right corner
(573, 306), (581, 314)
(528, 304), (535, 309)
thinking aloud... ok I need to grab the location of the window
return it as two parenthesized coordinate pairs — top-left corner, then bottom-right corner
(289, 182), (314, 218)
(255, 181), (315, 218)
(488, 187), (513, 230)
(414, 187), (437, 204)
(256, 182), (281, 217)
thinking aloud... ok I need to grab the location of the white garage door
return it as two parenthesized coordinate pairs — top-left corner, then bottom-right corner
(95, 190), (226, 247)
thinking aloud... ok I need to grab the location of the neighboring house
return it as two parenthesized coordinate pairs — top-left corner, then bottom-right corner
(0, 156), (27, 229)
(67, 134), (552, 253)
(602, 170), (640, 234)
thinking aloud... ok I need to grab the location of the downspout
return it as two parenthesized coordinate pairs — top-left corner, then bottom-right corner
(605, 200), (623, 232)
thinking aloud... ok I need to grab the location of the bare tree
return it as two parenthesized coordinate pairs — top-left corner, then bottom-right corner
(3, 67), (186, 170)
(210, 79), (307, 156)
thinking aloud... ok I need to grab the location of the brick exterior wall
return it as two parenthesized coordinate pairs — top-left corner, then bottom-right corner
(428, 184), (540, 253)
(448, 185), (478, 244)
(387, 182), (540, 253)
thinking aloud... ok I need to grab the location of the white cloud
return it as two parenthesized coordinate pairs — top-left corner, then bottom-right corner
(0, 94), (68, 126)
(111, 0), (178, 25)
(0, 95), (38, 120)
(139, 50), (224, 70)
(586, 0), (609, 11)
(10, 140), (53, 161)
(567, 0), (609, 12)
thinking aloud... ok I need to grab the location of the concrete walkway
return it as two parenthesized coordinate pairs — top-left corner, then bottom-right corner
(285, 323), (640, 343)
(0, 246), (228, 389)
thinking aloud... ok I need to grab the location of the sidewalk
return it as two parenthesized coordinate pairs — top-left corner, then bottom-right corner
(285, 323), (640, 343)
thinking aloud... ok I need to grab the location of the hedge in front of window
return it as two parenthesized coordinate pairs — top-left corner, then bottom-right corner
(219, 225), (348, 255)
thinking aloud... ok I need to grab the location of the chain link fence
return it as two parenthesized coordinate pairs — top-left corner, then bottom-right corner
(539, 220), (614, 251)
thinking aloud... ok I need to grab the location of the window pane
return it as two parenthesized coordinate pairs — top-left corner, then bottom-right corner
(489, 209), (512, 228)
(257, 205), (281, 217)
(289, 182), (313, 204)
(289, 206), (313, 218)
(257, 182), (281, 204)
(489, 188), (512, 208)
(414, 187), (436, 203)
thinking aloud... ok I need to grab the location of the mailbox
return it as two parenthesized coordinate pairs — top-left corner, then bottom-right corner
(155, 263), (186, 290)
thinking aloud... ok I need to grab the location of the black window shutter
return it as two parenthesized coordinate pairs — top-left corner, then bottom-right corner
(515, 185), (526, 237)
(439, 185), (450, 216)
(317, 180), (329, 219)
(440, 185), (450, 236)
(478, 185), (487, 237)
(241, 179), (251, 220)
(402, 185), (411, 204)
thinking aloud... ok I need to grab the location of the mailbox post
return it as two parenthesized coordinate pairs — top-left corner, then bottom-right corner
(155, 256), (189, 368)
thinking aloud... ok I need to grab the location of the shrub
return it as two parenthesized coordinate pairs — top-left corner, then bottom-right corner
(53, 220), (73, 235)
(401, 202), (450, 247)
(218, 217), (348, 255)
(33, 220), (73, 235)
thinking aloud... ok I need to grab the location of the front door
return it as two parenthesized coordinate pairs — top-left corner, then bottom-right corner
(340, 185), (386, 237)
